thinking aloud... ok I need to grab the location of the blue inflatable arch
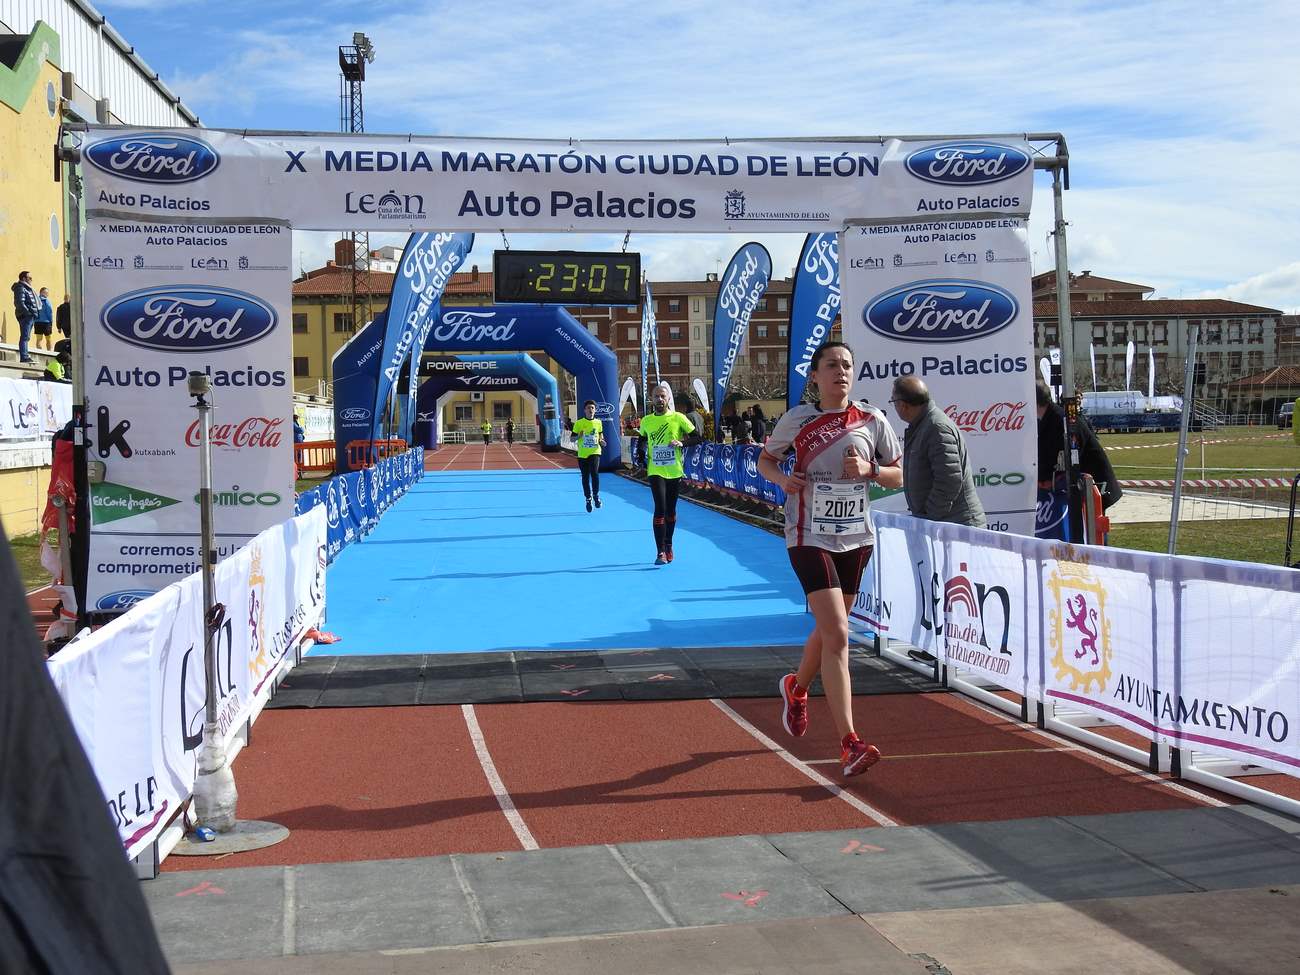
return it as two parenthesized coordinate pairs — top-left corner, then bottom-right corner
(413, 353), (561, 450)
(420, 305), (622, 469)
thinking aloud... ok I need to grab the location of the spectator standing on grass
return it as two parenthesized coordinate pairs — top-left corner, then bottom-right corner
(11, 271), (39, 363)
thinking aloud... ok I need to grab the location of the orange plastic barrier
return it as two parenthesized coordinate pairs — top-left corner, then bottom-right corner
(344, 439), (409, 471)
(294, 439), (336, 473)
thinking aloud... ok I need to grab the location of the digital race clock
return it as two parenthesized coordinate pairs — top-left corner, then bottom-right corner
(493, 250), (641, 306)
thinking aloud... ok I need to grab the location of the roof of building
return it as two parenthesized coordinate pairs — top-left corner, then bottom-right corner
(1225, 366), (1300, 389)
(1031, 270), (1153, 295)
(1032, 298), (1283, 319)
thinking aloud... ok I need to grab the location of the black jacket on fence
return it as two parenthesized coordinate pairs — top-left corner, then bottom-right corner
(0, 528), (170, 974)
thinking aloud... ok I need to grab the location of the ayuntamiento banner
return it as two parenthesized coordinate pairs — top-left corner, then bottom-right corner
(840, 217), (1037, 534)
(81, 216), (293, 608)
(79, 130), (1035, 232)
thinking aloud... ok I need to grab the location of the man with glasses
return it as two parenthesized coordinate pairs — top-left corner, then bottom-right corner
(890, 376), (985, 664)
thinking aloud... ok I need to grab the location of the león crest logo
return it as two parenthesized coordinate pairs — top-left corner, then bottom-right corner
(1047, 548), (1113, 693)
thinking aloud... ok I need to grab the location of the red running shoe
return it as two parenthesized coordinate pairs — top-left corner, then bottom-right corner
(841, 736), (882, 777)
(665, 548), (675, 563)
(779, 673), (808, 737)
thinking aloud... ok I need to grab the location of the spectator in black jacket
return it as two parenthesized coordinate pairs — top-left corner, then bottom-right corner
(1036, 381), (1122, 541)
(11, 271), (39, 363)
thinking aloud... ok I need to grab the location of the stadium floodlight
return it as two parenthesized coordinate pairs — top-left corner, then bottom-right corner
(353, 32), (375, 63)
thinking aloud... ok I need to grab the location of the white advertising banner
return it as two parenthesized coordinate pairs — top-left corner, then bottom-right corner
(841, 217), (1037, 535)
(0, 377), (72, 441)
(79, 129), (1034, 232)
(47, 506), (326, 859)
(82, 215), (293, 609)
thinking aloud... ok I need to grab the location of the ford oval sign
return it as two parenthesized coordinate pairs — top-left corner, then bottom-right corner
(340, 407), (371, 422)
(95, 589), (155, 612)
(85, 133), (219, 184)
(863, 280), (1018, 343)
(904, 143), (1031, 186)
(102, 286), (276, 352)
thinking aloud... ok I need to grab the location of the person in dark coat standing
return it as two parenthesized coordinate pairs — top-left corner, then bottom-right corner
(892, 376), (986, 528)
(1036, 381), (1122, 542)
(11, 270), (39, 363)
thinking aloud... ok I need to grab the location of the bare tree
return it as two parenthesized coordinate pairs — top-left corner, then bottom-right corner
(728, 368), (787, 402)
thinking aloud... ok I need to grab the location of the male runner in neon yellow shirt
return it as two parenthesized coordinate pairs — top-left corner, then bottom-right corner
(572, 399), (606, 512)
(637, 383), (697, 564)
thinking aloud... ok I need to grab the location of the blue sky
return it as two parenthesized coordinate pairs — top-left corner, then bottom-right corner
(96, 0), (1300, 311)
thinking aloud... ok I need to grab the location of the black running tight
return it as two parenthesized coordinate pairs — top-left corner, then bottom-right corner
(579, 454), (600, 499)
(648, 475), (680, 551)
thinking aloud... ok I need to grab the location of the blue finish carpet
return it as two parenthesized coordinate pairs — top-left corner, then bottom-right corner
(323, 470), (812, 654)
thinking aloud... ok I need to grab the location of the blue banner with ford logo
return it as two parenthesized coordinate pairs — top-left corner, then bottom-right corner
(711, 242), (772, 434)
(296, 447), (424, 562)
(331, 314), (387, 473)
(678, 442), (793, 507)
(371, 232), (474, 446)
(787, 233), (840, 410)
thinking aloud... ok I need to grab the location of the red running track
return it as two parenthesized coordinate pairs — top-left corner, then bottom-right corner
(163, 691), (1233, 872)
(425, 442), (577, 472)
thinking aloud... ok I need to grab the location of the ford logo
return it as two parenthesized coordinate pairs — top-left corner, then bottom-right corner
(904, 142), (1031, 186)
(102, 286), (276, 352)
(863, 280), (1018, 344)
(85, 132), (219, 185)
(594, 401), (616, 419)
(95, 589), (154, 612)
(340, 407), (371, 423)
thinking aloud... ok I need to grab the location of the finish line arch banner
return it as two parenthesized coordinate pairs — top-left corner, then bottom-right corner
(421, 305), (621, 468)
(81, 215), (293, 609)
(414, 354), (561, 449)
(78, 129), (1034, 232)
(841, 217), (1036, 535)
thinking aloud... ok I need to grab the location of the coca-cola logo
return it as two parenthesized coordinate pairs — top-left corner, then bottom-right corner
(945, 401), (1026, 434)
(186, 416), (284, 448)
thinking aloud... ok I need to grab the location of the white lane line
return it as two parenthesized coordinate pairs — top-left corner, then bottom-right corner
(461, 704), (539, 850)
(606, 844), (677, 927)
(281, 866), (297, 955)
(959, 695), (1229, 808)
(708, 698), (899, 828)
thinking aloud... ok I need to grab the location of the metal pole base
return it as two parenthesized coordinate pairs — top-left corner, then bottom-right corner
(169, 820), (290, 857)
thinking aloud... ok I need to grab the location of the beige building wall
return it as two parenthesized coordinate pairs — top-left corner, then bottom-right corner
(0, 25), (66, 347)
(0, 455), (52, 537)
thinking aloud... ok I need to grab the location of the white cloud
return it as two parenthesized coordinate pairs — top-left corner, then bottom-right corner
(1195, 263), (1300, 314)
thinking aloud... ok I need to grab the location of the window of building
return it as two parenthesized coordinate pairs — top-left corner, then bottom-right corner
(668, 326), (682, 340)
(293, 312), (308, 333)
(757, 324), (768, 338)
(1227, 320), (1243, 343)
(777, 297), (788, 313)
(706, 297), (717, 318)
(626, 326), (637, 342)
(493, 402), (512, 420)
(1153, 321), (1168, 343)
(693, 352), (702, 366)
(587, 321), (599, 335)
(1112, 323), (1128, 344)
(1044, 325), (1059, 346)
(1091, 323), (1107, 343)
(455, 404), (473, 422)
(669, 352), (681, 365)
(756, 297), (768, 312)
(669, 299), (681, 313)
(332, 312), (354, 332)
(1133, 321), (1148, 343)
(1228, 351), (1243, 373)
(293, 356), (310, 376)
(1204, 319), (1223, 343)
(778, 324), (788, 338)
(757, 350), (768, 366)
(692, 298), (701, 313)
(693, 326), (701, 340)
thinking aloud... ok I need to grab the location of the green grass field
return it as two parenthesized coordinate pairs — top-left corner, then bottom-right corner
(9, 531), (46, 592)
(1108, 519), (1296, 567)
(1101, 426), (1300, 480)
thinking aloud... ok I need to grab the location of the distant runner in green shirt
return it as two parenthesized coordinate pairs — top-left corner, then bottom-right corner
(481, 420), (491, 445)
(637, 382), (698, 565)
(572, 399), (606, 512)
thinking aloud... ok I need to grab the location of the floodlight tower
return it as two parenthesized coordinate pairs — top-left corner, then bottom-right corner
(339, 32), (376, 335)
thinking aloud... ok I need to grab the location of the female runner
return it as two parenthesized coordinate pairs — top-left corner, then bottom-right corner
(757, 342), (903, 777)
(637, 382), (697, 565)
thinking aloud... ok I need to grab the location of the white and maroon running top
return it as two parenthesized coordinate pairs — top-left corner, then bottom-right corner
(763, 401), (901, 552)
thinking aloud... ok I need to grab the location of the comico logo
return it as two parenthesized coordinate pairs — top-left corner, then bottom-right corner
(904, 142), (1031, 186)
(102, 286), (276, 353)
(863, 280), (1017, 344)
(85, 133), (220, 184)
(95, 589), (155, 612)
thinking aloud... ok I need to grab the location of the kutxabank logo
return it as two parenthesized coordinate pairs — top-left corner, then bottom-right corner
(1046, 552), (1113, 693)
(85, 133), (219, 184)
(863, 280), (1017, 343)
(102, 286), (276, 352)
(904, 142), (1030, 186)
